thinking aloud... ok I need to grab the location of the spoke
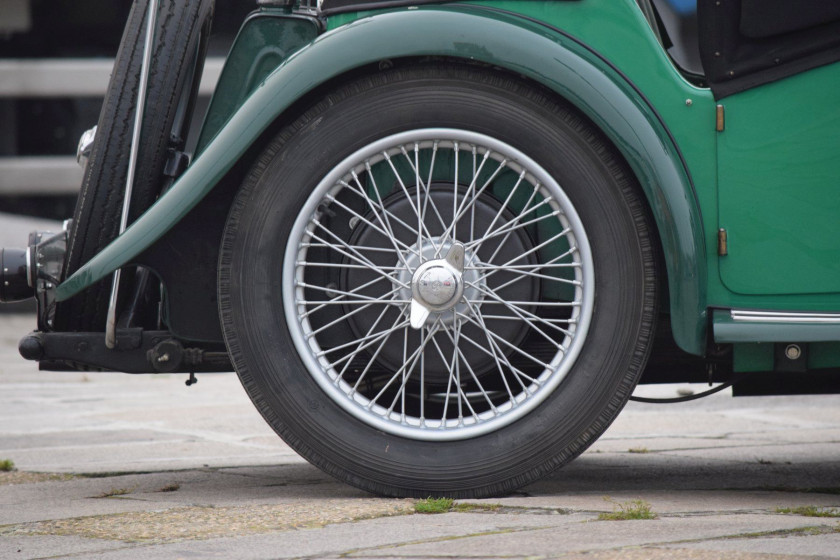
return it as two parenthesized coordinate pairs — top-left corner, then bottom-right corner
(460, 299), (531, 395)
(428, 331), (479, 424)
(343, 172), (413, 270)
(467, 169), (526, 264)
(453, 322), (537, 392)
(467, 177), (538, 266)
(480, 266), (580, 285)
(467, 262), (580, 271)
(468, 245), (581, 295)
(479, 252), (581, 298)
(397, 142), (449, 239)
(468, 205), (560, 273)
(479, 314), (575, 338)
(486, 228), (576, 278)
(382, 152), (440, 253)
(386, 319), (419, 421)
(303, 298), (409, 305)
(302, 242), (403, 254)
(436, 152), (508, 257)
(297, 261), (403, 271)
(298, 273), (394, 320)
(459, 311), (550, 372)
(452, 141), (459, 245)
(468, 298), (579, 308)
(469, 190), (557, 279)
(466, 208), (563, 253)
(322, 194), (419, 260)
(331, 315), (409, 376)
(483, 266), (576, 297)
(413, 144), (422, 252)
(356, 166), (415, 266)
(466, 281), (567, 348)
(438, 320), (504, 410)
(297, 281), (397, 301)
(339, 302), (398, 377)
(452, 314), (463, 422)
(346, 185), (423, 244)
(346, 309), (407, 395)
(306, 287), (402, 338)
(307, 227), (408, 290)
(421, 141), (449, 234)
(419, 323), (428, 423)
(369, 321), (440, 409)
(404, 319), (416, 423)
(319, 316), (408, 359)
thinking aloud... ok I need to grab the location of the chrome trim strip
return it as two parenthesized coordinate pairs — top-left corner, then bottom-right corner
(731, 310), (840, 324)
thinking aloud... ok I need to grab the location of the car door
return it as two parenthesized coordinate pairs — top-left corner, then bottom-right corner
(699, 0), (840, 295)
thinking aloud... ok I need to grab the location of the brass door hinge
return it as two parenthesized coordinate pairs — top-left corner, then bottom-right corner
(716, 104), (725, 132)
(718, 228), (728, 256)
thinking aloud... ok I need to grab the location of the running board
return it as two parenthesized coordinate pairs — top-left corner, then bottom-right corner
(713, 309), (840, 343)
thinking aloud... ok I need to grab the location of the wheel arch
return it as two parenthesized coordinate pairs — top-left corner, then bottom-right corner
(57, 6), (707, 355)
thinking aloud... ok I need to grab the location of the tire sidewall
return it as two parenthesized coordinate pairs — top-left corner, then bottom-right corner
(221, 66), (654, 496)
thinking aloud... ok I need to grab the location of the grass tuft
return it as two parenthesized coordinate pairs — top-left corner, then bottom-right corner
(628, 447), (650, 454)
(414, 498), (504, 514)
(452, 502), (501, 513)
(776, 506), (840, 518)
(597, 498), (657, 521)
(158, 483), (180, 493)
(0, 459), (16, 472)
(99, 486), (136, 498)
(415, 497), (454, 514)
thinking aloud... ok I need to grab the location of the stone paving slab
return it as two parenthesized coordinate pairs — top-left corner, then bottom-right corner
(480, 490), (840, 515)
(670, 532), (840, 558)
(345, 514), (838, 558)
(1, 534), (122, 559)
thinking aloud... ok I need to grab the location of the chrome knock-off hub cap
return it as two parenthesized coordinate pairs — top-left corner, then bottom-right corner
(409, 242), (469, 328)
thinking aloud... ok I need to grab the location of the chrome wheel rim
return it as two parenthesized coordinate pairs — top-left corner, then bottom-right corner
(283, 128), (594, 441)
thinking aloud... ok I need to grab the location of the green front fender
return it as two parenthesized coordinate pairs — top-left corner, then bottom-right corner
(57, 5), (707, 355)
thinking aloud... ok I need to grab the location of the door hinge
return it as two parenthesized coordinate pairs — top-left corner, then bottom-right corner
(716, 104), (725, 132)
(718, 228), (728, 256)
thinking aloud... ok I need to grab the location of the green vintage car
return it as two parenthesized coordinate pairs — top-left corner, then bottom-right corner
(2, 0), (839, 497)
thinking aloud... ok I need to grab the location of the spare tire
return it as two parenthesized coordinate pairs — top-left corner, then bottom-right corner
(55, 0), (213, 332)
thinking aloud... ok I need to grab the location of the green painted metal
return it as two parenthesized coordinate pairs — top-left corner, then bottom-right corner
(718, 61), (840, 296)
(57, 2), (708, 354)
(195, 12), (320, 153)
(808, 342), (840, 369)
(733, 341), (840, 373)
(732, 343), (773, 373)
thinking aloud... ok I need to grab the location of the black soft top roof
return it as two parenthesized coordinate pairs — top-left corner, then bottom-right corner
(699, 0), (840, 98)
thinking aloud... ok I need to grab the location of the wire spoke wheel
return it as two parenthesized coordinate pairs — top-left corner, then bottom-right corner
(285, 129), (593, 440)
(220, 65), (656, 498)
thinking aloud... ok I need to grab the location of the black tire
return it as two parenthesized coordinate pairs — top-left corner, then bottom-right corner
(55, 0), (213, 332)
(219, 65), (657, 498)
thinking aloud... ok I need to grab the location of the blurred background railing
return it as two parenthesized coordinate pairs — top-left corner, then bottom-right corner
(0, 0), (251, 221)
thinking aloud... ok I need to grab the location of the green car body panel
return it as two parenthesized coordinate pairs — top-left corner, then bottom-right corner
(717, 61), (840, 296)
(55, 0), (840, 362)
(195, 13), (322, 153)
